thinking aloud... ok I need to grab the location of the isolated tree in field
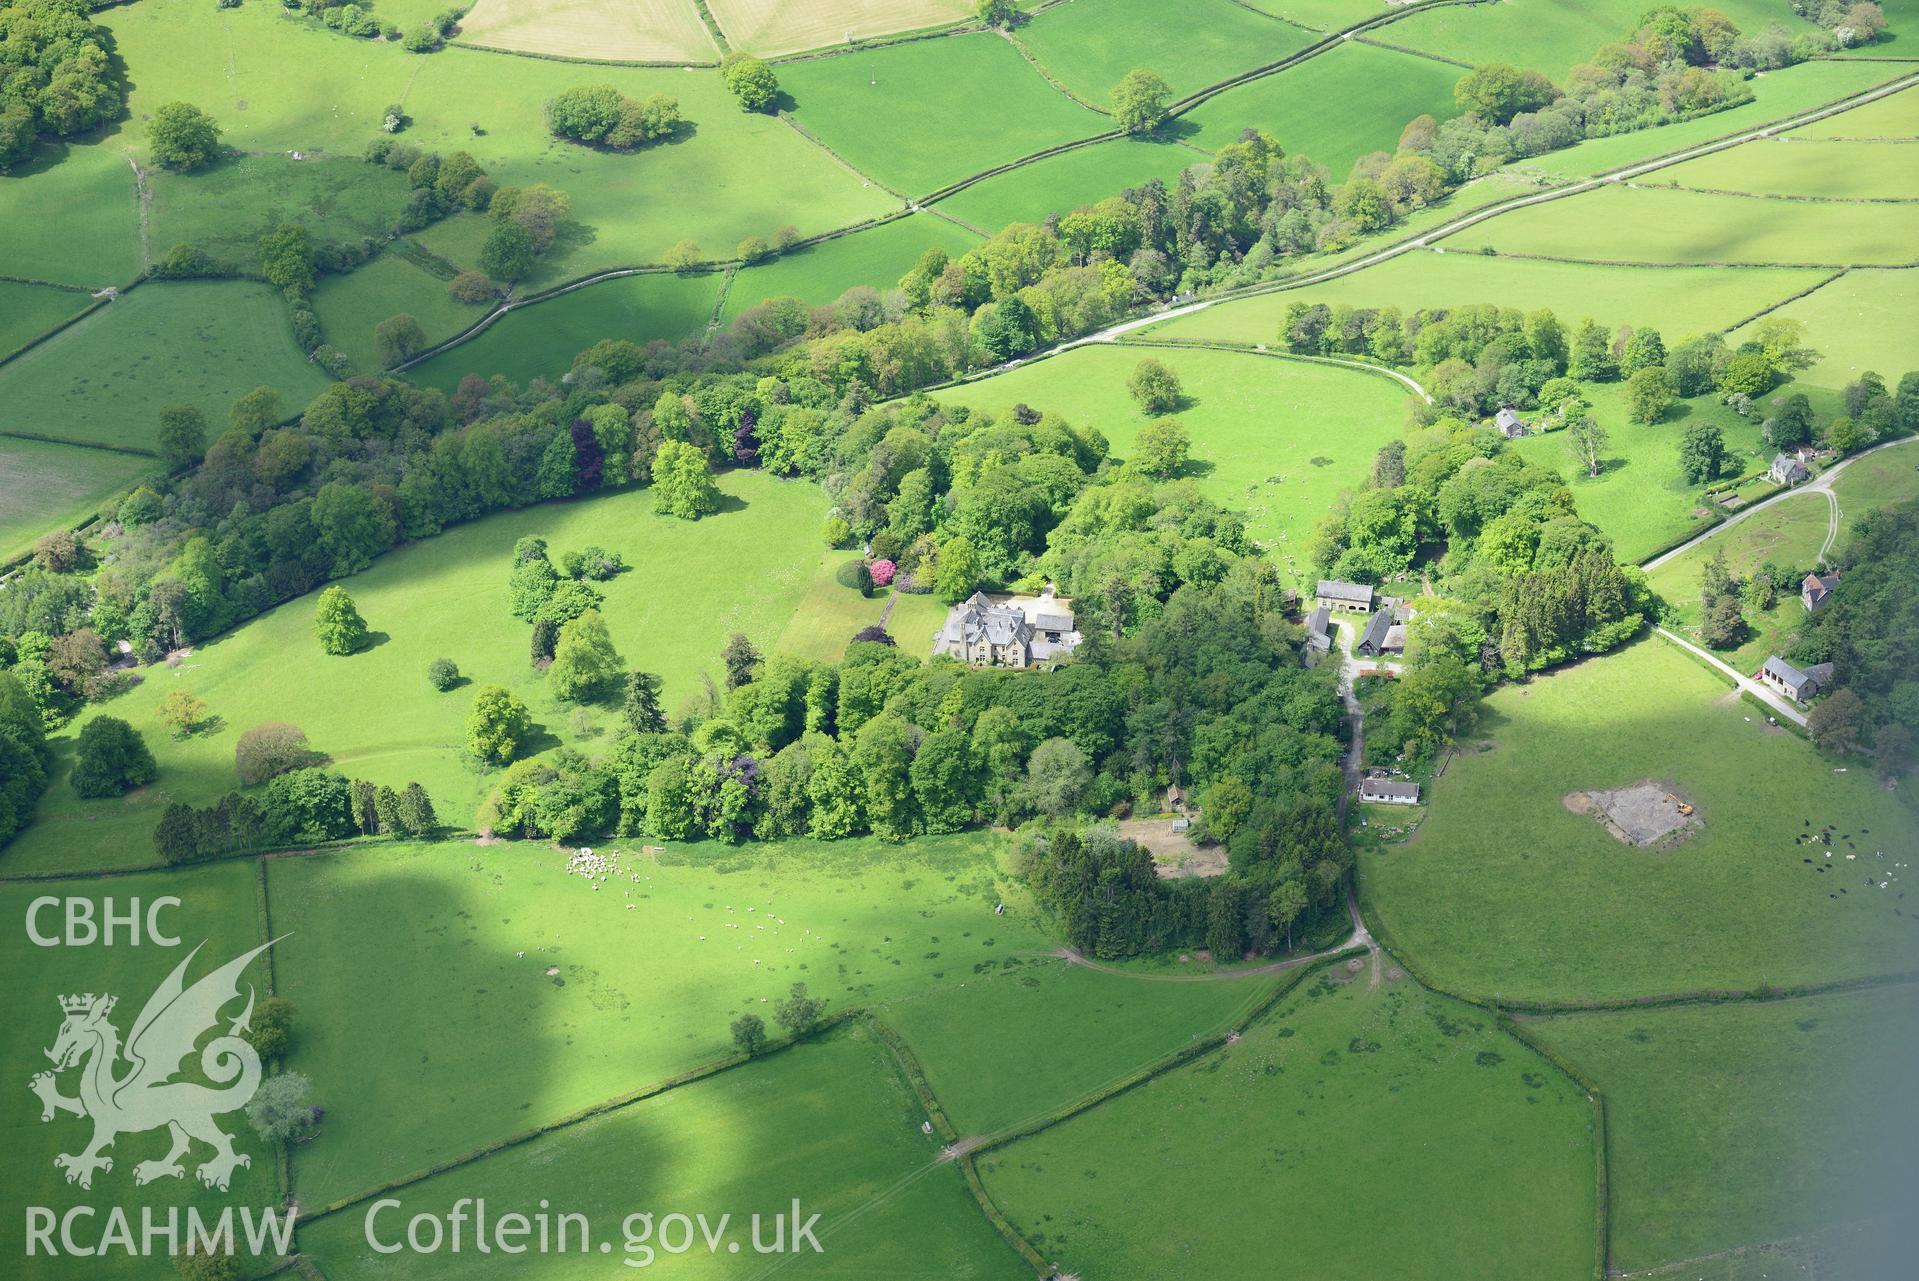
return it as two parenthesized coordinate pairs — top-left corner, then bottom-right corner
(665, 239), (701, 271)
(156, 689), (211, 739)
(1565, 414), (1607, 478)
(398, 781), (438, 835)
(258, 223), (315, 294)
(774, 982), (826, 1037)
(373, 313), (426, 366)
(479, 220), (535, 282)
(1626, 365), (1677, 424)
(730, 1013), (768, 1056)
(976, 0), (1017, 27)
(148, 101), (222, 171)
(1453, 63), (1557, 125)
(427, 658), (460, 691)
(173, 1243), (244, 1281)
(1127, 357), (1181, 414)
(313, 586), (369, 655)
(548, 610), (624, 702)
(1677, 422), (1726, 484)
(71, 717), (157, 798)
(651, 440), (721, 519)
(1699, 594), (1745, 648)
(1112, 68), (1172, 134)
(721, 53), (779, 112)
(157, 405), (208, 467)
(245, 1071), (317, 1144)
(466, 685), (532, 766)
(1131, 418), (1191, 479)
(241, 996), (295, 1060)
(235, 722), (317, 785)
(622, 670), (668, 734)
(722, 632), (762, 689)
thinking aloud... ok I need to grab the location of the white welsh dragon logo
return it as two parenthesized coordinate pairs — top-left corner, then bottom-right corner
(29, 939), (277, 1192)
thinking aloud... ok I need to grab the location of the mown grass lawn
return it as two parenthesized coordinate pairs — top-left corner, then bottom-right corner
(1149, 251), (1823, 350)
(298, 1026), (1026, 1279)
(1360, 637), (1919, 1003)
(879, 954), (1273, 1136)
(1528, 985), (1919, 1273)
(406, 270), (722, 392)
(270, 830), (1046, 1206)
(0, 438), (160, 562)
(1460, 183), (1916, 266)
(0, 281), (332, 454)
(457, 0), (719, 63)
(934, 343), (1411, 583)
(0, 472), (826, 876)
(0, 861), (279, 1281)
(1019, 0), (1312, 108)
(720, 214), (982, 324)
(1728, 268), (1919, 393)
(309, 251), (492, 375)
(0, 143), (141, 287)
(708, 0), (976, 57)
(935, 134), (1199, 233)
(978, 968), (1596, 1281)
(1183, 40), (1463, 178)
(780, 33), (1107, 196)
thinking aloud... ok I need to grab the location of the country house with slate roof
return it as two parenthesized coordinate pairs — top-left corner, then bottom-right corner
(934, 589), (1081, 669)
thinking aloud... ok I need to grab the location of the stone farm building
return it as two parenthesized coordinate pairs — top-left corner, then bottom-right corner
(1757, 656), (1834, 705)
(934, 589), (1081, 669)
(1769, 453), (1811, 486)
(1304, 606), (1334, 657)
(1494, 406), (1530, 438)
(1359, 778), (1420, 804)
(1317, 580), (1374, 614)
(1357, 602), (1410, 657)
(1801, 570), (1841, 612)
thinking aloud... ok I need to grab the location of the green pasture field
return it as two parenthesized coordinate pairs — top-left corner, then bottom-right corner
(1658, 138), (1919, 200)
(1360, 637), (1919, 1004)
(0, 471), (827, 877)
(0, 145), (142, 287)
(1183, 39), (1463, 178)
(780, 34), (1107, 196)
(1647, 494), (1834, 671)
(1728, 268), (1919, 392)
(0, 861), (279, 1281)
(299, 1026), (1025, 1279)
(719, 214), (982, 324)
(1529, 985), (1919, 1272)
(1790, 83), (1919, 139)
(1520, 59), (1912, 178)
(1507, 381), (1774, 565)
(935, 135), (1198, 232)
(1646, 439), (1919, 670)
(1235, 0), (1393, 32)
(0, 281), (90, 358)
(0, 439), (159, 563)
(0, 281), (331, 454)
(1383, 0), (1810, 80)
(147, 155), (414, 272)
(456, 0), (720, 63)
(879, 955), (1272, 1136)
(309, 251), (492, 375)
(1457, 184), (1918, 266)
(711, 0), (976, 56)
(269, 830), (1045, 1205)
(979, 968), (1596, 1280)
(932, 343), (1412, 580)
(407, 270), (722, 391)
(104, 1), (895, 284)
(1149, 252), (1823, 347)
(1019, 0), (1312, 108)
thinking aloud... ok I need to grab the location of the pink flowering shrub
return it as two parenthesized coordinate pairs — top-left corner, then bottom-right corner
(868, 559), (896, 587)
